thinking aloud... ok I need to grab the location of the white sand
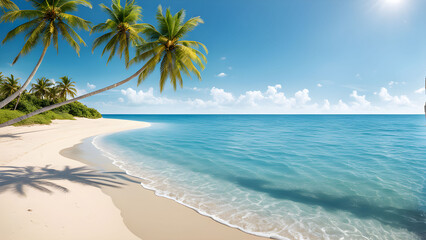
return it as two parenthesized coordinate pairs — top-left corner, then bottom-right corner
(0, 118), (149, 240)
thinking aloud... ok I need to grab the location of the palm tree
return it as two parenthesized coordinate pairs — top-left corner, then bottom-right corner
(30, 77), (53, 99)
(0, 5), (207, 127)
(48, 86), (60, 101)
(0, 0), (18, 12)
(0, 0), (92, 109)
(57, 76), (77, 100)
(0, 74), (20, 97)
(131, 6), (207, 91)
(91, 0), (146, 67)
(0, 74), (22, 110)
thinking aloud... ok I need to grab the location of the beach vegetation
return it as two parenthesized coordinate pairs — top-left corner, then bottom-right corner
(0, 0), (92, 109)
(0, 73), (101, 126)
(0, 109), (74, 126)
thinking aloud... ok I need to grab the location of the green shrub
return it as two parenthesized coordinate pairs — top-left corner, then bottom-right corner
(16, 114), (52, 126)
(0, 109), (76, 126)
(0, 109), (51, 126)
(56, 101), (102, 118)
(0, 109), (23, 124)
(41, 111), (75, 120)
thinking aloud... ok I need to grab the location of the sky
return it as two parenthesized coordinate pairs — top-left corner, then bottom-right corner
(0, 0), (425, 114)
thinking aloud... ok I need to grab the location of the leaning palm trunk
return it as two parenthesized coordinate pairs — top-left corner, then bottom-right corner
(13, 93), (21, 110)
(0, 66), (145, 128)
(0, 45), (48, 109)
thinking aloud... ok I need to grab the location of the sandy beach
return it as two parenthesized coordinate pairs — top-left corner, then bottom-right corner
(0, 118), (267, 240)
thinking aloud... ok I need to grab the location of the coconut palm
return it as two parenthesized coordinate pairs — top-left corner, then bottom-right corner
(0, 0), (92, 109)
(48, 86), (60, 101)
(30, 77), (54, 99)
(91, 0), (146, 67)
(131, 6), (207, 91)
(0, 74), (22, 110)
(57, 76), (77, 100)
(0, 0), (18, 12)
(0, 74), (20, 97)
(0, 5), (207, 127)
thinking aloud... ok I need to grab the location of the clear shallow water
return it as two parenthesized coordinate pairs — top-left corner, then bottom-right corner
(96, 115), (426, 240)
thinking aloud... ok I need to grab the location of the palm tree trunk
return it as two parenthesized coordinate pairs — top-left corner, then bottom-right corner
(0, 66), (145, 128)
(13, 93), (21, 110)
(0, 45), (48, 109)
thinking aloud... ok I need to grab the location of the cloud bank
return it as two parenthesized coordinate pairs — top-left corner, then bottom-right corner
(115, 84), (422, 114)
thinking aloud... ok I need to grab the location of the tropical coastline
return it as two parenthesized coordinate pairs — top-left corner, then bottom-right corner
(0, 118), (267, 240)
(1, 0), (425, 239)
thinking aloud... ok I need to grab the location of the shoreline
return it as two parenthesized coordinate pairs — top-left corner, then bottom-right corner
(0, 118), (267, 240)
(70, 136), (273, 240)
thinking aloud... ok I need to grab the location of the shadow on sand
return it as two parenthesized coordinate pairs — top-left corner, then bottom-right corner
(0, 129), (54, 139)
(0, 165), (139, 196)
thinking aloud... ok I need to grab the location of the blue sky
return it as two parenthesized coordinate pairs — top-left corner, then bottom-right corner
(1, 0), (425, 114)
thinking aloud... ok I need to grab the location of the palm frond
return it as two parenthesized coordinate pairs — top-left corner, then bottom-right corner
(0, 0), (19, 11)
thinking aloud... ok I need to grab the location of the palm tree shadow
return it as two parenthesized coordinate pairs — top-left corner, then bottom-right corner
(225, 176), (426, 240)
(0, 129), (50, 139)
(0, 165), (140, 196)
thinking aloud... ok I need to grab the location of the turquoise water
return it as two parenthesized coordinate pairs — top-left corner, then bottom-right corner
(96, 115), (426, 240)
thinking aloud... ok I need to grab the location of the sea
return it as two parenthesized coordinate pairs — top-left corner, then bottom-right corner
(92, 115), (426, 240)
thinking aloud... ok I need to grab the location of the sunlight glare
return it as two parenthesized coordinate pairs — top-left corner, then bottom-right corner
(384, 0), (403, 6)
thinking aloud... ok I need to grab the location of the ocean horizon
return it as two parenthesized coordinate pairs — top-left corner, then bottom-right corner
(92, 114), (426, 240)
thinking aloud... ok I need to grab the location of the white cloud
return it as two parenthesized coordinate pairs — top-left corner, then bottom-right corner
(118, 97), (124, 103)
(322, 99), (330, 110)
(265, 84), (290, 105)
(87, 83), (96, 89)
(210, 87), (234, 104)
(50, 79), (56, 85)
(378, 87), (410, 105)
(236, 85), (314, 109)
(388, 81), (406, 87)
(295, 89), (311, 104)
(217, 72), (227, 77)
(238, 90), (264, 106)
(335, 99), (349, 111)
(121, 87), (175, 105)
(317, 83), (322, 87)
(76, 88), (87, 97)
(186, 98), (209, 108)
(350, 90), (371, 107)
(414, 88), (425, 94)
(220, 57), (226, 60)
